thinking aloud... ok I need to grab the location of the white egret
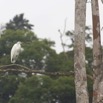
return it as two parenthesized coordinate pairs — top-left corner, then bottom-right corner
(11, 41), (24, 63)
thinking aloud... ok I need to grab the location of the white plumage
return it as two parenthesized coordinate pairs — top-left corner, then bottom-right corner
(11, 41), (24, 63)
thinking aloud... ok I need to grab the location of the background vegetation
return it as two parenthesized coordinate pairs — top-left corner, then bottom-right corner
(0, 13), (93, 103)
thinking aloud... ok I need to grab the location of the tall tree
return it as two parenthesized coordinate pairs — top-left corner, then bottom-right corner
(6, 13), (34, 30)
(74, 0), (89, 103)
(91, 0), (103, 103)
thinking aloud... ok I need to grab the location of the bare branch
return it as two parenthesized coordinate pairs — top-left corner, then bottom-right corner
(0, 64), (93, 79)
(58, 18), (69, 60)
(63, 18), (67, 35)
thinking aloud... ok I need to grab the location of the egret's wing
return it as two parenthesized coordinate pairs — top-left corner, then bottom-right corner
(11, 44), (19, 63)
(11, 43), (24, 63)
(20, 47), (24, 52)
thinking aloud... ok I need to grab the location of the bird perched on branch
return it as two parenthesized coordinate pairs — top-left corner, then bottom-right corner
(11, 41), (24, 63)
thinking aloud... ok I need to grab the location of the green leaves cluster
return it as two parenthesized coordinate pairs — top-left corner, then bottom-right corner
(9, 76), (75, 103)
(0, 75), (25, 103)
(6, 13), (34, 30)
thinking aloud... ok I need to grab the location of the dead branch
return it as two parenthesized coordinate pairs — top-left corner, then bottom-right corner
(58, 18), (69, 60)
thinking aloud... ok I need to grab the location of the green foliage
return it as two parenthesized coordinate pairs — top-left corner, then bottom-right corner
(58, 51), (74, 72)
(0, 75), (25, 103)
(19, 39), (56, 69)
(0, 29), (37, 65)
(85, 47), (93, 74)
(0, 29), (56, 70)
(87, 78), (93, 103)
(6, 13), (34, 30)
(45, 50), (74, 72)
(9, 75), (75, 103)
(0, 29), (37, 56)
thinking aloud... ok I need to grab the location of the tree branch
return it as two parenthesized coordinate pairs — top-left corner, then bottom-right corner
(0, 64), (93, 79)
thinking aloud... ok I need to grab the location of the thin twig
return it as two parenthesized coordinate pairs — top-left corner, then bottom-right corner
(58, 18), (69, 60)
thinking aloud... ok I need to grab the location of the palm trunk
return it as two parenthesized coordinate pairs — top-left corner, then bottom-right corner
(91, 0), (103, 103)
(74, 0), (89, 103)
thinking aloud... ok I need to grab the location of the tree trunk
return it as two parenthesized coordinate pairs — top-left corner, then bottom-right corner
(74, 0), (89, 103)
(91, 0), (103, 103)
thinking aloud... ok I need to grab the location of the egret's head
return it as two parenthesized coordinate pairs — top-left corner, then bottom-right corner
(17, 41), (22, 45)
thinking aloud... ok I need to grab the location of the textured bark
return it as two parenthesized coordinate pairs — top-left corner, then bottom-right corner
(91, 0), (103, 103)
(74, 0), (89, 103)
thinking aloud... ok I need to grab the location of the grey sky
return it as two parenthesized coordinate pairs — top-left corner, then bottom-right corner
(0, 0), (103, 53)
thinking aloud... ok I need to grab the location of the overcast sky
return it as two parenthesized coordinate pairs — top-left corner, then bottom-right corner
(0, 0), (103, 53)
